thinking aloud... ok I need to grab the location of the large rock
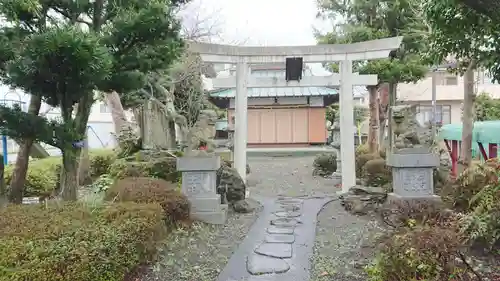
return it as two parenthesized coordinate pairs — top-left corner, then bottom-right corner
(216, 164), (247, 211)
(340, 186), (387, 215)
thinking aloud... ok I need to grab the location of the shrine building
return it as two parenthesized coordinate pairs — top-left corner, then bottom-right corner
(208, 63), (341, 147)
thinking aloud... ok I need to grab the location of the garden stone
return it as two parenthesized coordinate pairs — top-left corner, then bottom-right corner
(270, 217), (302, 227)
(274, 211), (301, 218)
(254, 243), (293, 258)
(246, 254), (290, 275)
(265, 234), (295, 244)
(216, 164), (246, 206)
(267, 226), (294, 235)
(232, 199), (255, 213)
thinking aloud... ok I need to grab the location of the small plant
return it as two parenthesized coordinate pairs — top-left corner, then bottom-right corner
(312, 152), (337, 177)
(89, 174), (114, 193)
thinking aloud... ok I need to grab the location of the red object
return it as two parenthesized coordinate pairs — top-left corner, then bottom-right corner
(445, 139), (499, 180)
(199, 145), (207, 150)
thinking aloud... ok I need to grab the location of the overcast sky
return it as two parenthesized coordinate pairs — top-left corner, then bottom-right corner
(180, 0), (333, 46)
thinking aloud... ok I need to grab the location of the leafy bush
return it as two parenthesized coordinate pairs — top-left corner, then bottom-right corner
(355, 143), (369, 157)
(362, 158), (391, 187)
(109, 157), (180, 183)
(4, 157), (61, 197)
(312, 152), (337, 177)
(0, 202), (167, 281)
(89, 173), (114, 193)
(3, 149), (116, 197)
(355, 153), (380, 177)
(88, 149), (117, 178)
(369, 203), (470, 281)
(366, 225), (468, 281)
(441, 159), (499, 212)
(105, 177), (190, 225)
(459, 160), (500, 247)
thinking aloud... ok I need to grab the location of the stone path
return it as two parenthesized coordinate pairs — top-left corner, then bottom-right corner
(217, 196), (334, 281)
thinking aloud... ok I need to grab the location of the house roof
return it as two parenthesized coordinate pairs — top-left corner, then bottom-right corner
(208, 86), (338, 98)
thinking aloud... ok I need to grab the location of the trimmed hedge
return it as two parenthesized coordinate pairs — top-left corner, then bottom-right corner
(105, 177), (190, 225)
(0, 202), (167, 281)
(4, 149), (116, 197)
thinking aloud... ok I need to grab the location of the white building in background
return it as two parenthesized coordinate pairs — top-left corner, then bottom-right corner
(0, 85), (120, 159)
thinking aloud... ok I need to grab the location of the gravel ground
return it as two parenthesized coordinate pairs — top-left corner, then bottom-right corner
(310, 201), (385, 281)
(246, 156), (340, 198)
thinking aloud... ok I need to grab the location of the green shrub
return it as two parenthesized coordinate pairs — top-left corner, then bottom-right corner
(4, 157), (61, 197)
(312, 152), (337, 177)
(0, 202), (167, 281)
(89, 173), (114, 193)
(108, 159), (150, 179)
(362, 158), (391, 187)
(366, 225), (468, 281)
(459, 159), (500, 247)
(105, 177), (190, 225)
(368, 204), (469, 281)
(109, 157), (180, 183)
(355, 143), (369, 157)
(355, 153), (380, 177)
(442, 159), (499, 212)
(3, 149), (116, 197)
(88, 149), (117, 178)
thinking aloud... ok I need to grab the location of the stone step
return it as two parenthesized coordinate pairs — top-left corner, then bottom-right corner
(191, 205), (228, 225)
(189, 196), (223, 212)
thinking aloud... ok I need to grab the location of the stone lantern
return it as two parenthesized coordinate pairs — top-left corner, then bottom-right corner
(331, 122), (342, 179)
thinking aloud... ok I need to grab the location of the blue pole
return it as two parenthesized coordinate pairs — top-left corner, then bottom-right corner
(2, 135), (7, 165)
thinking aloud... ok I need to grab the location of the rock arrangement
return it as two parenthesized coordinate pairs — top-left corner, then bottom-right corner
(340, 186), (387, 215)
(246, 198), (304, 275)
(216, 161), (254, 213)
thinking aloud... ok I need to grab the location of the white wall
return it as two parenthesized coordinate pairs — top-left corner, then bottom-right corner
(0, 86), (125, 160)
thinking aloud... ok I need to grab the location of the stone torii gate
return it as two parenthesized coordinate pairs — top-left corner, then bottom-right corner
(189, 37), (403, 193)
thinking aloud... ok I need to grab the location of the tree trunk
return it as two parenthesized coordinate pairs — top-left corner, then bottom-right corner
(459, 60), (476, 172)
(8, 96), (42, 204)
(367, 85), (379, 153)
(106, 91), (129, 142)
(168, 120), (177, 149)
(59, 148), (80, 201)
(77, 130), (91, 185)
(0, 154), (6, 206)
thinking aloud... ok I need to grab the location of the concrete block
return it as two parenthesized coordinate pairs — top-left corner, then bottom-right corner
(189, 196), (222, 212)
(191, 205), (228, 225)
(177, 156), (220, 171)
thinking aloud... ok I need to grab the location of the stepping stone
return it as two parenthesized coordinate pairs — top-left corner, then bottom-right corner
(247, 254), (290, 275)
(271, 217), (302, 227)
(277, 198), (303, 205)
(276, 204), (300, 212)
(265, 233), (295, 244)
(255, 242), (293, 258)
(267, 226), (294, 234)
(274, 211), (302, 218)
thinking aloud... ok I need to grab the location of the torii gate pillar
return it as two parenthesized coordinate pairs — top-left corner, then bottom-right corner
(190, 37), (403, 193)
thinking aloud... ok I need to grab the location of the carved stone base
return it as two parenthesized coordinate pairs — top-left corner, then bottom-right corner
(387, 193), (442, 207)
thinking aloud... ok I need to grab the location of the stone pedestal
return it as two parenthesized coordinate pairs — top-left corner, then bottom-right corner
(386, 148), (441, 205)
(177, 156), (228, 224)
(331, 126), (342, 179)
